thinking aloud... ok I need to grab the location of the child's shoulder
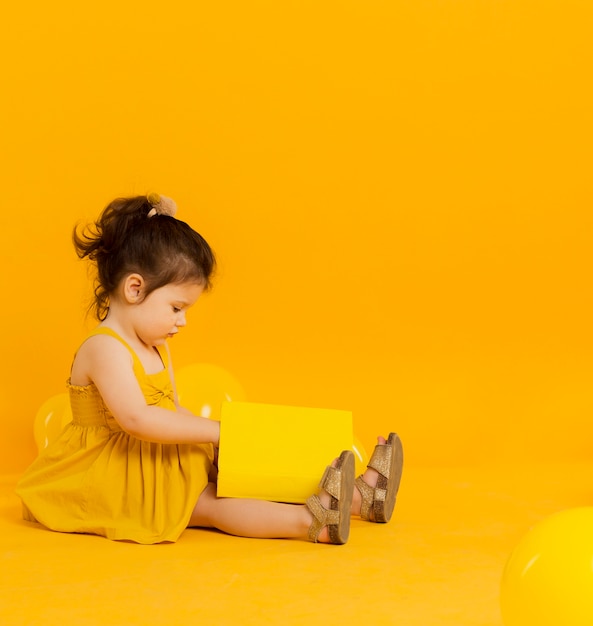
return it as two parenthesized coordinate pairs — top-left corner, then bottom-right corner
(70, 329), (134, 387)
(80, 330), (132, 357)
(80, 328), (136, 363)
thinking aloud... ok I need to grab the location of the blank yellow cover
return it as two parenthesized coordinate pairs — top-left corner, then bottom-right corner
(217, 401), (353, 503)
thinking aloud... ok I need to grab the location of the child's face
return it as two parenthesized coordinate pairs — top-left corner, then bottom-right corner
(133, 281), (203, 347)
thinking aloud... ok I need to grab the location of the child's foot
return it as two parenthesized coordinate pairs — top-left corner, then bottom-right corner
(305, 450), (355, 544)
(353, 433), (403, 523)
(351, 436), (385, 516)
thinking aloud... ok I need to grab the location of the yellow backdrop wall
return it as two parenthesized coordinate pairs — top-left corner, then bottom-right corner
(1, 1), (592, 473)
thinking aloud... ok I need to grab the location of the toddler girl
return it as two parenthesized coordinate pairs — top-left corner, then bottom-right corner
(17, 194), (403, 544)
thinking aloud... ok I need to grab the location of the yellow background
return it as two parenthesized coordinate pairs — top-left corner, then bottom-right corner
(1, 0), (592, 473)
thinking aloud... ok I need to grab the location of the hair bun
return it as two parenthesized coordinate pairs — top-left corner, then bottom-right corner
(147, 192), (177, 218)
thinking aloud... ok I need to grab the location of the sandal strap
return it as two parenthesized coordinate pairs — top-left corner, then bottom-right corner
(306, 494), (339, 542)
(318, 465), (343, 500)
(367, 441), (393, 478)
(355, 475), (374, 521)
(356, 475), (388, 521)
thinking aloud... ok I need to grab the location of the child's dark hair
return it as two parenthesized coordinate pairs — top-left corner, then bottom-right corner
(73, 195), (216, 320)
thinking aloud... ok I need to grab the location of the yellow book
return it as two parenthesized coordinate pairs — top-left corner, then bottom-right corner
(217, 401), (353, 503)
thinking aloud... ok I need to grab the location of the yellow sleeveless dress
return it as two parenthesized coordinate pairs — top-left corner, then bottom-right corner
(16, 328), (213, 544)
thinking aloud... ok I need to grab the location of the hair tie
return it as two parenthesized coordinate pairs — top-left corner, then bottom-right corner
(147, 192), (177, 218)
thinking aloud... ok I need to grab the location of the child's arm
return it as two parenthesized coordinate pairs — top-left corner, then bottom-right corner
(80, 336), (220, 445)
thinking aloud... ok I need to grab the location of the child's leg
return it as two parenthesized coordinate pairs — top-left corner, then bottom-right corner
(189, 452), (354, 543)
(189, 483), (317, 540)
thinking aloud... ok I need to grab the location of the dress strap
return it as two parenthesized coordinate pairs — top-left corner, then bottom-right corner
(83, 327), (169, 372)
(86, 327), (142, 369)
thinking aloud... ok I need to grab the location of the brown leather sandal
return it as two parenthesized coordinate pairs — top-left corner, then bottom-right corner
(355, 433), (403, 523)
(306, 449), (355, 544)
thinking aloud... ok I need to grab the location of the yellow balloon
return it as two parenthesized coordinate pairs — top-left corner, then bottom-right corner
(500, 507), (593, 626)
(175, 363), (247, 421)
(33, 393), (73, 451)
(352, 435), (369, 476)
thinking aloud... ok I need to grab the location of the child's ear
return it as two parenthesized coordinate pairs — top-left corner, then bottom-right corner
(123, 273), (146, 304)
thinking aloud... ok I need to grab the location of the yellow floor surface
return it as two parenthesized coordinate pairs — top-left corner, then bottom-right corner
(1, 463), (591, 626)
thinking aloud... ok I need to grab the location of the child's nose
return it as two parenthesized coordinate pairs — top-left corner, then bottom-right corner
(177, 312), (187, 327)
